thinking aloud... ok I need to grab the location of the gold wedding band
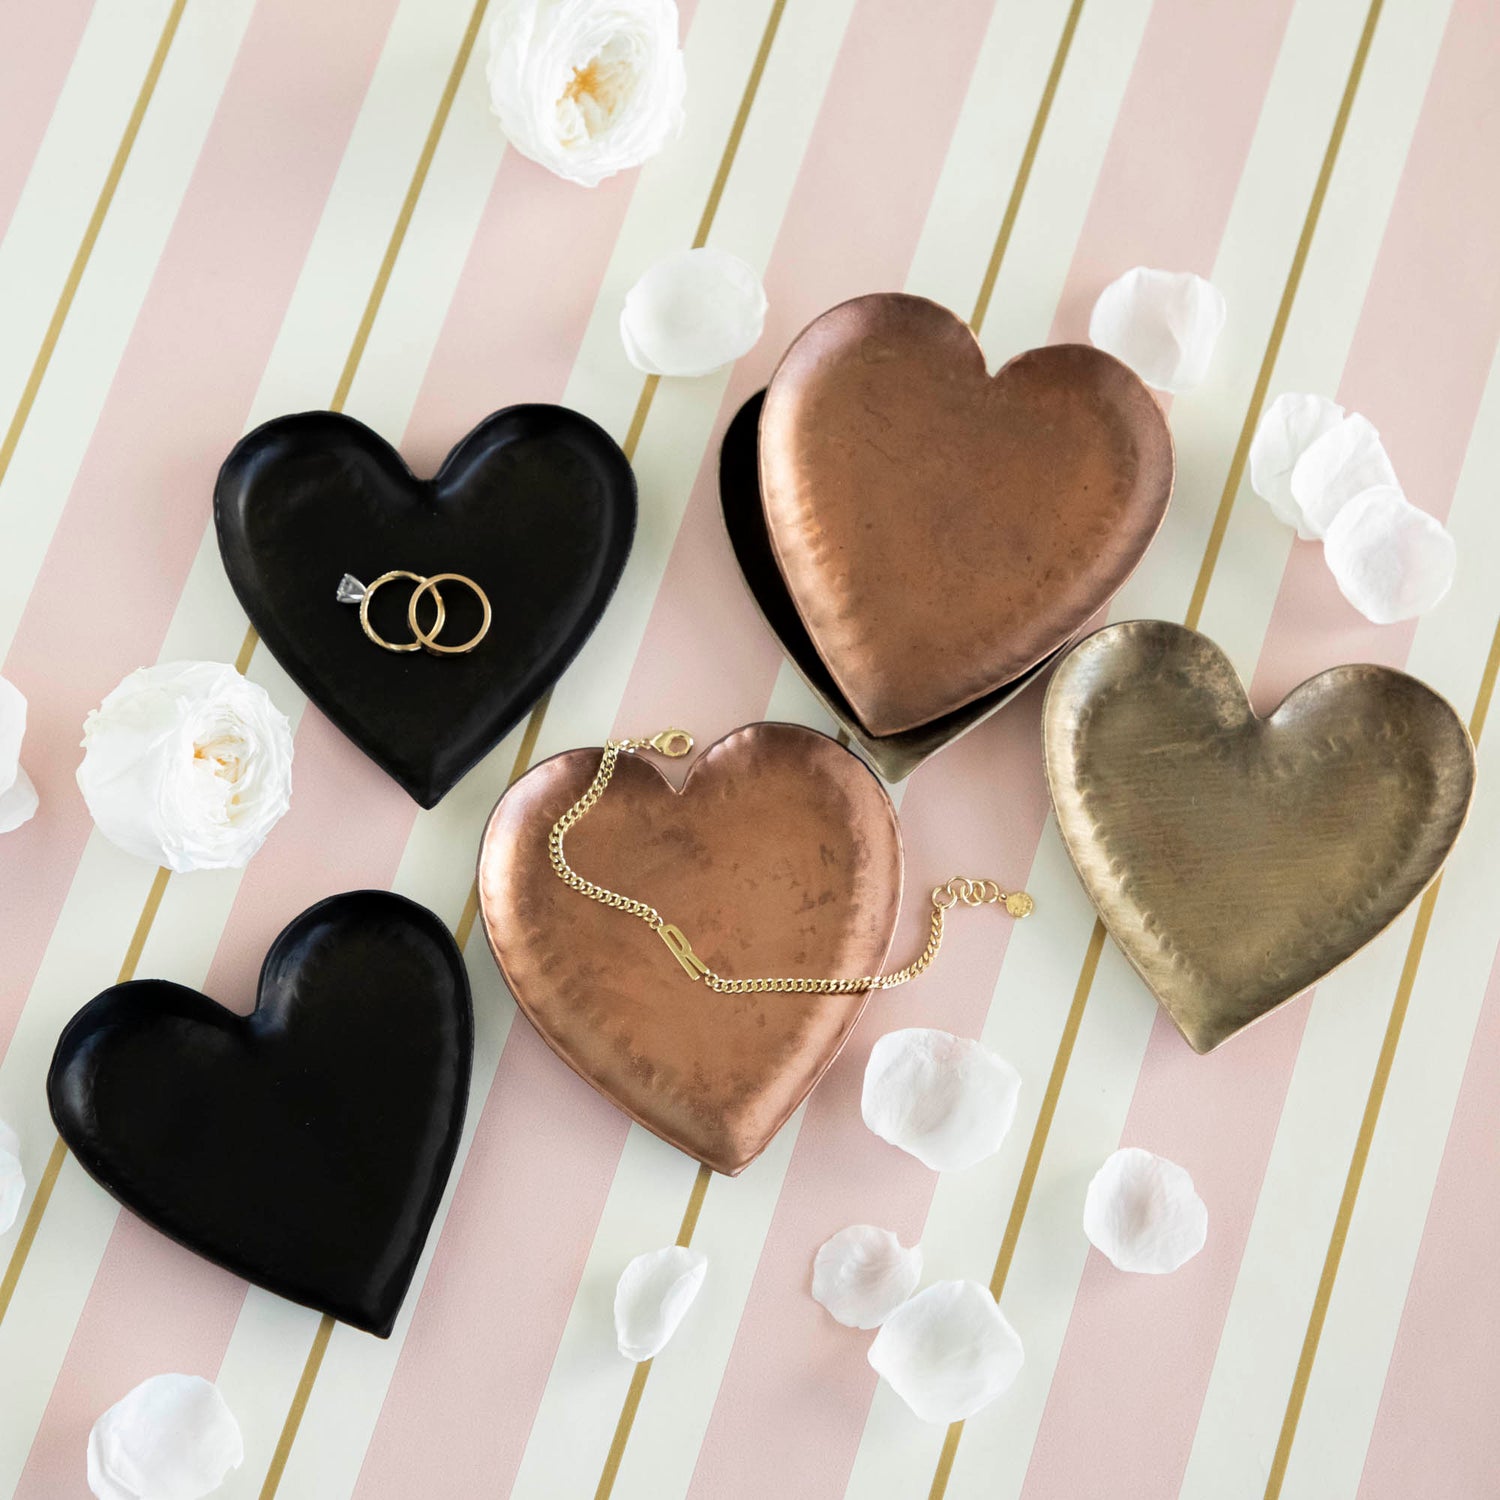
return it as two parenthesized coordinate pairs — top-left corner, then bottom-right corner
(409, 573), (491, 655)
(338, 569), (490, 656)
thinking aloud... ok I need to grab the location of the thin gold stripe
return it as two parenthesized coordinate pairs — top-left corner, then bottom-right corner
(690, 0), (788, 250)
(930, 6), (1384, 1490)
(969, 0), (1085, 334)
(118, 866), (172, 984)
(595, 1165), (714, 1500)
(234, 625), (260, 676)
(258, 1314), (335, 1500)
(0, 1138), (68, 1326)
(329, 0), (492, 413)
(1184, 0), (1383, 631)
(0, 0), (188, 493)
(1262, 615), (1500, 1496)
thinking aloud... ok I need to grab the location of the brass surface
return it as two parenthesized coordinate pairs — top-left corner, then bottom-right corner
(719, 388), (1057, 780)
(477, 723), (904, 1174)
(759, 294), (1173, 738)
(1043, 621), (1476, 1052)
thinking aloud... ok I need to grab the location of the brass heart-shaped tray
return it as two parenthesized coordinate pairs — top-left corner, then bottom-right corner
(1043, 621), (1476, 1052)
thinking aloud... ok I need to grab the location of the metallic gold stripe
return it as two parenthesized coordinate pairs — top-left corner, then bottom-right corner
(928, 5), (1384, 1491)
(328, 0), (492, 414)
(595, 1165), (714, 1500)
(0, 0), (188, 493)
(970, 0), (1086, 334)
(1184, 0), (1384, 631)
(0, 1138), (68, 1326)
(1262, 615), (1500, 1497)
(258, 1314), (335, 1500)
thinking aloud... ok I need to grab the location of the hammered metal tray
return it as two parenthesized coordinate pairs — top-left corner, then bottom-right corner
(1043, 620), (1476, 1052)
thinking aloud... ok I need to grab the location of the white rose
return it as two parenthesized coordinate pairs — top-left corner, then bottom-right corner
(77, 662), (293, 874)
(0, 676), (39, 834)
(0, 1117), (23, 1235)
(486, 0), (686, 188)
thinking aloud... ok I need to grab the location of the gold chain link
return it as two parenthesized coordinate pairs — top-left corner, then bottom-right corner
(547, 730), (1034, 995)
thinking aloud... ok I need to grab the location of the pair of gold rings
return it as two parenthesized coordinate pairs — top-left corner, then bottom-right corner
(335, 570), (491, 655)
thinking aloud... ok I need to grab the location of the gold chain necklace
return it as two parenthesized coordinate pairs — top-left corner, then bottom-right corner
(547, 730), (1034, 995)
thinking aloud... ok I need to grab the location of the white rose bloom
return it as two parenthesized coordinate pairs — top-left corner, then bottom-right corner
(77, 662), (293, 874)
(486, 0), (686, 188)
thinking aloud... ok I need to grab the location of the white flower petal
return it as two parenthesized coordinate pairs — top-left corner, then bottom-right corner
(86, 1374), (243, 1500)
(1289, 413), (1398, 539)
(76, 662), (293, 873)
(614, 1245), (706, 1361)
(1323, 485), (1455, 624)
(619, 247), (766, 377)
(867, 1280), (1023, 1423)
(1249, 393), (1346, 535)
(861, 1028), (1020, 1172)
(811, 1225), (922, 1329)
(0, 676), (25, 791)
(1083, 1147), (1208, 1274)
(0, 1116), (23, 1236)
(1088, 267), (1226, 393)
(486, 0), (686, 188)
(0, 765), (38, 834)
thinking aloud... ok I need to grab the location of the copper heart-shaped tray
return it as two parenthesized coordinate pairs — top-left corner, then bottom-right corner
(1043, 621), (1476, 1052)
(477, 724), (903, 1174)
(719, 390), (1058, 781)
(759, 294), (1174, 739)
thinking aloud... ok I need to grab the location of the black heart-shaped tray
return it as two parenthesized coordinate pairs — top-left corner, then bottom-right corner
(718, 390), (1055, 781)
(48, 891), (472, 1337)
(216, 407), (636, 807)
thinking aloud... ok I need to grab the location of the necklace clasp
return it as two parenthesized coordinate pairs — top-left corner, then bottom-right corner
(649, 729), (694, 758)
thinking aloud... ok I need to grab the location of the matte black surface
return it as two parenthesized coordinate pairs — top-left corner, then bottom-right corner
(216, 407), (636, 807)
(48, 891), (473, 1337)
(718, 390), (1055, 781)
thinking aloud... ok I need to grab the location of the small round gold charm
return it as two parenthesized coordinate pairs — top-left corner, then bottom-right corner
(1005, 891), (1035, 919)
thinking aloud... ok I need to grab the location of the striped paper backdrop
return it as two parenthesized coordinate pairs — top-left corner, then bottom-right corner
(1, 0), (1497, 1495)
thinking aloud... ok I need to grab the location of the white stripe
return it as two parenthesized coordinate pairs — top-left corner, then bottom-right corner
(0, 0), (256, 662)
(1184, 345), (1500, 1500)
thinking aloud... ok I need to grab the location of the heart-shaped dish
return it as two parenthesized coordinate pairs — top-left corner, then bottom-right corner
(760, 294), (1174, 738)
(48, 891), (472, 1336)
(216, 407), (636, 808)
(1043, 621), (1476, 1052)
(720, 389), (1059, 781)
(477, 723), (903, 1174)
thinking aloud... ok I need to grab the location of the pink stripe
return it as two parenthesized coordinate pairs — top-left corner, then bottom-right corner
(0, 0), (403, 1064)
(18, 50), (665, 1493)
(0, 0), (94, 242)
(1023, 3), (1500, 1494)
(1357, 935), (1500, 1499)
(352, 1), (1001, 1494)
(13, 1215), (246, 1498)
(684, 3), (1301, 1494)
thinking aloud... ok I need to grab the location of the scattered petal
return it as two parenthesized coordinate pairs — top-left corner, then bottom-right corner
(620, 247), (766, 376)
(1289, 414), (1398, 539)
(0, 765), (38, 834)
(1323, 485), (1456, 624)
(1249, 393), (1345, 535)
(614, 1245), (707, 1361)
(86, 1374), (243, 1500)
(0, 1117), (23, 1235)
(486, 0), (686, 188)
(1083, 1147), (1207, 1274)
(77, 662), (293, 873)
(1088, 267), (1226, 393)
(811, 1225), (922, 1329)
(861, 1028), (1020, 1172)
(867, 1280), (1023, 1423)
